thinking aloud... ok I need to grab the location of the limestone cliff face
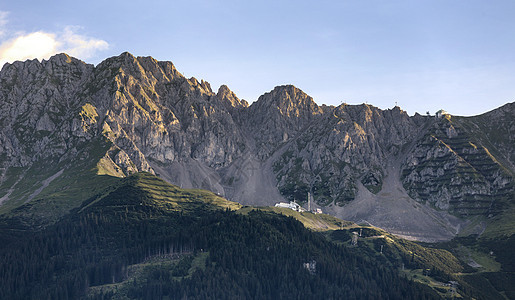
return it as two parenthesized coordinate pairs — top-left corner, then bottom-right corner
(0, 53), (249, 216)
(245, 85), (323, 158)
(401, 114), (514, 217)
(0, 53), (513, 238)
(272, 104), (420, 205)
(85, 52), (247, 173)
(0, 54), (94, 168)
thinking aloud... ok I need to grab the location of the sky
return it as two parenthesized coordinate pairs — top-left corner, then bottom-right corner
(0, 0), (514, 116)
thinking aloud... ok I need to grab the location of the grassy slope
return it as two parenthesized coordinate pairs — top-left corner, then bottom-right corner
(237, 206), (353, 231)
(80, 172), (241, 215)
(0, 138), (121, 227)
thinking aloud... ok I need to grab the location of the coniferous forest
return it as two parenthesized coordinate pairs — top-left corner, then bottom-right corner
(0, 173), (510, 299)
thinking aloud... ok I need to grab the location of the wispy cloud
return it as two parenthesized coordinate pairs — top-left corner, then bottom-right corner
(0, 12), (108, 67)
(0, 11), (8, 37)
(59, 26), (109, 59)
(0, 32), (60, 66)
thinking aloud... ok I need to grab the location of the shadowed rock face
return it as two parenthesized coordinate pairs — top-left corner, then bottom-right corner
(0, 52), (513, 240)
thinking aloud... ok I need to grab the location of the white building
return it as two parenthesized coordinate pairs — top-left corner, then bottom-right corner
(275, 201), (305, 212)
(435, 109), (449, 118)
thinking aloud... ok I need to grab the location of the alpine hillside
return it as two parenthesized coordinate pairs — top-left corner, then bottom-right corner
(0, 52), (513, 241)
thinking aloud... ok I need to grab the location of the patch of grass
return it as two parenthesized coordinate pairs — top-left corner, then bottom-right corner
(0, 159), (63, 214)
(402, 269), (457, 298)
(364, 183), (382, 194)
(87, 252), (199, 298)
(0, 137), (122, 225)
(361, 170), (383, 194)
(189, 252), (209, 275)
(483, 207), (515, 238)
(448, 243), (501, 273)
(79, 103), (98, 121)
(0, 167), (26, 208)
(80, 172), (241, 216)
(96, 154), (125, 177)
(467, 247), (501, 272)
(237, 206), (352, 231)
(133, 173), (241, 212)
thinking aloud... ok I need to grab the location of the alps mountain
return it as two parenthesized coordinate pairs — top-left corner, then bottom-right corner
(0, 52), (513, 241)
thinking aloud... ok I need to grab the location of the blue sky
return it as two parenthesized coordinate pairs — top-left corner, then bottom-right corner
(1, 0), (514, 116)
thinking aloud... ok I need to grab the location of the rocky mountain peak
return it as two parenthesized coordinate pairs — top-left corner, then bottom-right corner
(216, 84), (248, 110)
(244, 85), (324, 158)
(480, 101), (514, 119)
(113, 51), (138, 64)
(0, 53), (513, 242)
(45, 53), (82, 65)
(95, 52), (182, 87)
(255, 84), (322, 117)
(247, 84), (323, 130)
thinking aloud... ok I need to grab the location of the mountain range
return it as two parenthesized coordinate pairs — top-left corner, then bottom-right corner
(0, 52), (513, 242)
(0, 52), (514, 299)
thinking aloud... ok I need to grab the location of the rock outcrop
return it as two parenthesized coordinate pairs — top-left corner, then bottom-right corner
(401, 113), (514, 217)
(0, 52), (513, 240)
